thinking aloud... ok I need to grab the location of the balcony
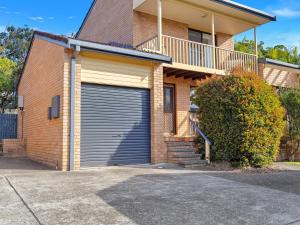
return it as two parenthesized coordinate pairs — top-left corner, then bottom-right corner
(137, 35), (258, 75)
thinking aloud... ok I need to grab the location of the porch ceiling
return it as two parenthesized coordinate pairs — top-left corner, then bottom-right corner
(164, 67), (211, 80)
(133, 0), (275, 35)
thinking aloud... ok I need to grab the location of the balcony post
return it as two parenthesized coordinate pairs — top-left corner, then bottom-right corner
(254, 26), (258, 73)
(254, 27), (258, 56)
(157, 0), (162, 53)
(211, 13), (216, 69)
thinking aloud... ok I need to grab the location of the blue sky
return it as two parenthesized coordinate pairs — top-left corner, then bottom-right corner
(0, 0), (300, 48)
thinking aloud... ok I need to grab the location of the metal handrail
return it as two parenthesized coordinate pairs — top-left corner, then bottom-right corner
(190, 118), (211, 163)
(190, 119), (212, 145)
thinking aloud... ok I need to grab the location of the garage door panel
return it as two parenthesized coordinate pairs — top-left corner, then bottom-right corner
(81, 84), (151, 167)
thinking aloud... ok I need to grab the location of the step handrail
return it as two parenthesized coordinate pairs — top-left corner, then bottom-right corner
(190, 118), (211, 163)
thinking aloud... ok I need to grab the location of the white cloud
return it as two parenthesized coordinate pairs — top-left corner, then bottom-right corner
(271, 8), (300, 17)
(48, 17), (55, 20)
(29, 16), (44, 22)
(68, 16), (75, 19)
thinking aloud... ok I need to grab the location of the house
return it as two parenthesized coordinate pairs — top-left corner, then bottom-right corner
(12, 0), (299, 170)
(259, 58), (300, 89)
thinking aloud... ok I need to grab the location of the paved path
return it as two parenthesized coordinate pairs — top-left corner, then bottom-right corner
(1, 158), (300, 225)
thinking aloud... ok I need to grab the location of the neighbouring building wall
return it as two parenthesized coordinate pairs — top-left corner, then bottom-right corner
(77, 0), (134, 45)
(133, 11), (189, 47)
(259, 63), (300, 89)
(18, 38), (66, 169)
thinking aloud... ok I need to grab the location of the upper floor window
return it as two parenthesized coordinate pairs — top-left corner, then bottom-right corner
(188, 29), (214, 45)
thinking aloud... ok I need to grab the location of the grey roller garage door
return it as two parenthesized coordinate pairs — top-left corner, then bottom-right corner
(81, 84), (151, 167)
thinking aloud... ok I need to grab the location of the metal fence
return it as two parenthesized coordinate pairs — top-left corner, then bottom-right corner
(0, 114), (17, 139)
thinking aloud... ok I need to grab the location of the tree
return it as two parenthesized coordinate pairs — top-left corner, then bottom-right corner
(0, 57), (16, 113)
(235, 37), (300, 64)
(280, 88), (300, 161)
(235, 37), (265, 57)
(0, 26), (34, 65)
(0, 26), (34, 112)
(192, 69), (285, 167)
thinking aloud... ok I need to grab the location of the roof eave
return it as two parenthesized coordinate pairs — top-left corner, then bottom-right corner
(259, 58), (300, 70)
(211, 0), (276, 22)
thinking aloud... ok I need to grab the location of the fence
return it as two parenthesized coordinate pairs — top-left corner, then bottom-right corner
(0, 114), (18, 139)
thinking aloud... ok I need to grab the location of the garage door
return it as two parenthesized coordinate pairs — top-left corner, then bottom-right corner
(81, 84), (151, 167)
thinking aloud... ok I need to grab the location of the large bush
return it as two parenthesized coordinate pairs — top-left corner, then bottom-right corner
(193, 70), (285, 167)
(280, 88), (300, 160)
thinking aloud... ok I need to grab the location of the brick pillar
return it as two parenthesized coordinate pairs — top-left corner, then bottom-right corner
(151, 64), (167, 163)
(258, 62), (265, 77)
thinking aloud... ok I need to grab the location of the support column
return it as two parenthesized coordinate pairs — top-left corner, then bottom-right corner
(211, 13), (216, 69)
(254, 27), (259, 74)
(254, 27), (258, 56)
(151, 64), (167, 163)
(157, 0), (162, 53)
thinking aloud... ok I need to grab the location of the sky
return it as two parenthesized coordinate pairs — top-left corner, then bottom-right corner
(0, 0), (300, 49)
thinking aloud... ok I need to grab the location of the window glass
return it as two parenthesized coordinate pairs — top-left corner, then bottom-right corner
(164, 86), (174, 113)
(190, 87), (199, 112)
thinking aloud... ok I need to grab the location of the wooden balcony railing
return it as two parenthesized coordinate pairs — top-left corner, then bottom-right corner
(137, 35), (257, 73)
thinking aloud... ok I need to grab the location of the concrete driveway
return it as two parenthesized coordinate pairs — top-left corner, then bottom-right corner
(1, 158), (300, 225)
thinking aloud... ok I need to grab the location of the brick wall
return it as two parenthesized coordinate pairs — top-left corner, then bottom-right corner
(216, 33), (234, 50)
(77, 0), (235, 50)
(133, 11), (189, 46)
(151, 64), (167, 163)
(18, 38), (66, 169)
(259, 63), (300, 89)
(2, 139), (26, 157)
(77, 0), (134, 45)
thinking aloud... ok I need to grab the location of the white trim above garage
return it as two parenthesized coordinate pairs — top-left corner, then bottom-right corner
(81, 56), (153, 89)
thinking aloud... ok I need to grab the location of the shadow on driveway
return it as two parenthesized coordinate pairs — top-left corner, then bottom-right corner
(207, 171), (300, 195)
(97, 172), (300, 225)
(0, 157), (53, 175)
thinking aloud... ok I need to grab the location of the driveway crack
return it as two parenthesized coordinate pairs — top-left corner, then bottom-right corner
(4, 176), (43, 225)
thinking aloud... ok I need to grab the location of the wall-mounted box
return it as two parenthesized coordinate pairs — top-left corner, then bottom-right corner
(51, 95), (60, 119)
(18, 96), (24, 109)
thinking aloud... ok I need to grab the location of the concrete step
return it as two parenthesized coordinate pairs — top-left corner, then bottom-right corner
(166, 142), (195, 147)
(166, 140), (207, 168)
(168, 148), (196, 153)
(179, 160), (208, 168)
(169, 153), (202, 159)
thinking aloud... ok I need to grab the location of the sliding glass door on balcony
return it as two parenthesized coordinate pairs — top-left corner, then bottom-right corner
(188, 29), (214, 68)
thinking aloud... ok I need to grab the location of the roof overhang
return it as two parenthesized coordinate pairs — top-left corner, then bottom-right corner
(133, 0), (276, 35)
(18, 31), (172, 89)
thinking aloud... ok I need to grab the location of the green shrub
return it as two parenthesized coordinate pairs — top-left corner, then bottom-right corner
(279, 88), (300, 160)
(192, 69), (285, 167)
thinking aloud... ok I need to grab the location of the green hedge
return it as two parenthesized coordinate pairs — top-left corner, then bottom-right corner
(193, 70), (285, 167)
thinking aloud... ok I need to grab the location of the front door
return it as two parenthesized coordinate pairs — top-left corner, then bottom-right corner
(164, 84), (176, 134)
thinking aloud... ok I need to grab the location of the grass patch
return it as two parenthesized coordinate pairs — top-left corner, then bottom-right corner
(284, 162), (300, 166)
